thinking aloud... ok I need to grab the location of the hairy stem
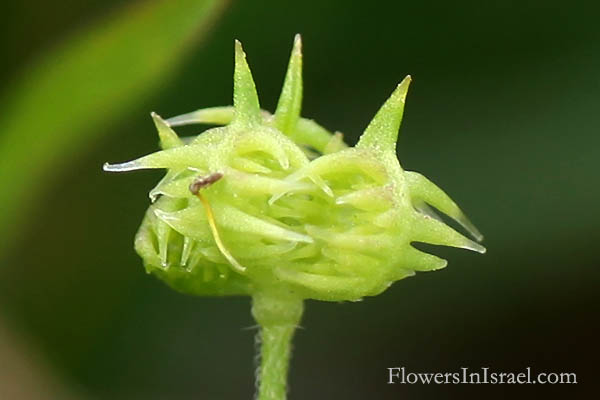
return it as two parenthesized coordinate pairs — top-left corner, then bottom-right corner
(252, 290), (304, 400)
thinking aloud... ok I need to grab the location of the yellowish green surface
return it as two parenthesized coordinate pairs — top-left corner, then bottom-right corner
(105, 37), (485, 400)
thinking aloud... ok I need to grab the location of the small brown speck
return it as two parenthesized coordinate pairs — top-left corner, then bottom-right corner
(189, 172), (223, 194)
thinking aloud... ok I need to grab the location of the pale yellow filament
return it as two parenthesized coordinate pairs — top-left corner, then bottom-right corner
(194, 192), (246, 274)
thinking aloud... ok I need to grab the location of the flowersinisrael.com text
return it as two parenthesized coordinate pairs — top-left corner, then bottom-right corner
(387, 367), (577, 385)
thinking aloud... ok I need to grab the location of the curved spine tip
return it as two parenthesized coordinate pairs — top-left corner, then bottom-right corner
(103, 161), (139, 172)
(412, 213), (485, 254)
(151, 112), (182, 150)
(274, 34), (304, 134)
(166, 106), (236, 127)
(406, 171), (484, 242)
(357, 75), (412, 151)
(232, 40), (262, 127)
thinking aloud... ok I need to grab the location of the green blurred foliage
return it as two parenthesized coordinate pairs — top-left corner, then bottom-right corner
(0, 0), (227, 253)
(1, 1), (598, 399)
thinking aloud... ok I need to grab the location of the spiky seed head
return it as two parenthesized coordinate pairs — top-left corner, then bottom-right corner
(104, 37), (484, 302)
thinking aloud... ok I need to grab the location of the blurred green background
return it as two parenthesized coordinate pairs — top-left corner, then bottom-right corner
(1, 0), (598, 399)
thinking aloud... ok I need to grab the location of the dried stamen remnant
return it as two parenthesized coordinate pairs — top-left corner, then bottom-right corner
(189, 172), (246, 274)
(189, 172), (224, 194)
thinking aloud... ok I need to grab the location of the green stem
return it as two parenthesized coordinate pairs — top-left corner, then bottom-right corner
(252, 290), (304, 400)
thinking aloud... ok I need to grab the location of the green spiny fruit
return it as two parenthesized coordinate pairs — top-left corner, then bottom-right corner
(104, 35), (485, 303)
